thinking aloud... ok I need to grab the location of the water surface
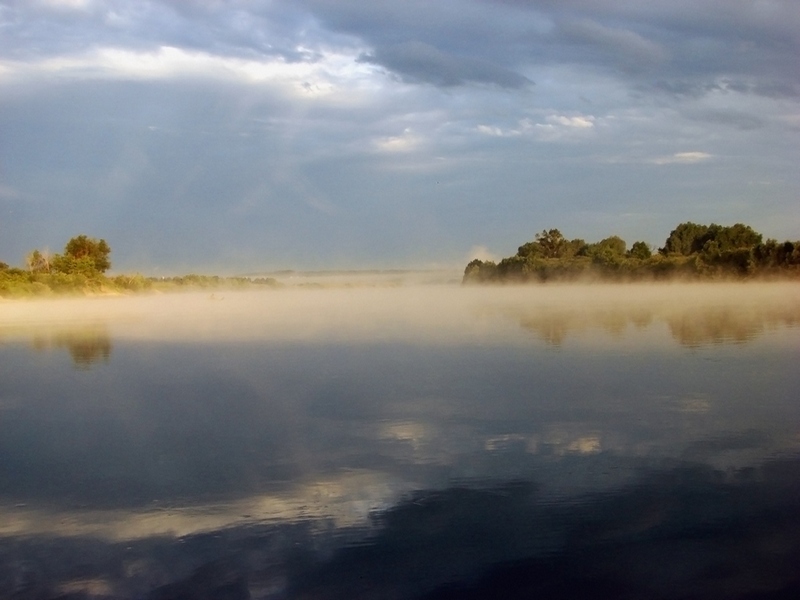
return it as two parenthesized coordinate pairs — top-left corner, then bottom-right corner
(1, 283), (799, 599)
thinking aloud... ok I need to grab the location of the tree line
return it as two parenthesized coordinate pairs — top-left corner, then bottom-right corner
(0, 235), (278, 297)
(463, 222), (800, 283)
(23, 235), (112, 276)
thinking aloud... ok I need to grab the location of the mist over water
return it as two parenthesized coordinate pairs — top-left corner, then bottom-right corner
(0, 282), (799, 599)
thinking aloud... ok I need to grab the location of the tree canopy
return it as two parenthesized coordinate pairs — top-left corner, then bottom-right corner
(464, 221), (799, 284)
(62, 235), (111, 273)
(660, 223), (761, 256)
(1, 234), (283, 297)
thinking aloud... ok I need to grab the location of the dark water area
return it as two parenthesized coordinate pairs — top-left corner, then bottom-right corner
(0, 284), (799, 599)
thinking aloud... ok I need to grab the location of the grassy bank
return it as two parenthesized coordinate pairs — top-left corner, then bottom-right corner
(0, 269), (280, 299)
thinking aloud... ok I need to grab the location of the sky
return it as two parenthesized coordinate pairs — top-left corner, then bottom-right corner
(0, 0), (798, 274)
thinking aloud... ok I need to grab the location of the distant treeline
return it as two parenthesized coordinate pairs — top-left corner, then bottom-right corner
(0, 235), (278, 298)
(463, 222), (800, 284)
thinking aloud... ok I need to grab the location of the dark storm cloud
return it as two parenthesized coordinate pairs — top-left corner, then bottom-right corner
(357, 41), (532, 89)
(3, 0), (798, 94)
(293, 0), (800, 95)
(273, 0), (543, 89)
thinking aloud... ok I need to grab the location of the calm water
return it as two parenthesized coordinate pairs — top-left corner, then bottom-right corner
(1, 283), (799, 599)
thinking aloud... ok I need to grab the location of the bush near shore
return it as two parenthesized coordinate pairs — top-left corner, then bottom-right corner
(464, 222), (800, 284)
(0, 235), (278, 298)
(0, 269), (280, 298)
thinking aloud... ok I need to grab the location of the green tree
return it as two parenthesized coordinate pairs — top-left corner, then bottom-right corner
(536, 229), (568, 258)
(518, 229), (569, 259)
(26, 249), (51, 273)
(700, 223), (762, 254)
(590, 235), (627, 257)
(463, 259), (498, 283)
(566, 238), (588, 257)
(463, 221), (797, 284)
(661, 222), (709, 255)
(57, 235), (111, 274)
(628, 241), (652, 260)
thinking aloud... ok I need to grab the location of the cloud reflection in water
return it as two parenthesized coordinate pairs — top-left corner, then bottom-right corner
(0, 283), (798, 598)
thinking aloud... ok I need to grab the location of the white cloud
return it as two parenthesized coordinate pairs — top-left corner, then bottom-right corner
(476, 124), (505, 137)
(530, 113), (598, 141)
(0, 45), (381, 103)
(546, 115), (595, 128)
(475, 123), (523, 137)
(374, 128), (423, 153)
(475, 114), (597, 140)
(35, 0), (94, 10)
(651, 151), (713, 165)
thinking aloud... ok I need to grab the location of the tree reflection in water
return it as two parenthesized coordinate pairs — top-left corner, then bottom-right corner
(30, 328), (112, 369)
(509, 302), (799, 346)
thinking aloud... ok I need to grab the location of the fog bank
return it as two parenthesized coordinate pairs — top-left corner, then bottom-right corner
(1, 282), (798, 347)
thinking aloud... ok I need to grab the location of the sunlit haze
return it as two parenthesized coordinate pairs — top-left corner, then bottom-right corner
(2, 281), (798, 345)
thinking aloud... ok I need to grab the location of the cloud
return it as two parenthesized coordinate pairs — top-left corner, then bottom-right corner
(4, 0), (798, 98)
(546, 115), (595, 128)
(33, 0), (93, 11)
(358, 40), (532, 89)
(651, 151), (713, 165)
(683, 109), (765, 131)
(475, 114), (596, 140)
(374, 128), (423, 153)
(651, 78), (800, 100)
(527, 113), (598, 141)
(476, 125), (507, 137)
(557, 18), (668, 72)
(475, 123), (526, 138)
(1, 0), (799, 270)
(0, 44), (382, 106)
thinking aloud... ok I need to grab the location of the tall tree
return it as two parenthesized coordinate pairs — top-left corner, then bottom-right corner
(661, 222), (709, 255)
(63, 235), (111, 273)
(26, 249), (51, 273)
(591, 235), (627, 256)
(700, 223), (762, 253)
(628, 241), (652, 260)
